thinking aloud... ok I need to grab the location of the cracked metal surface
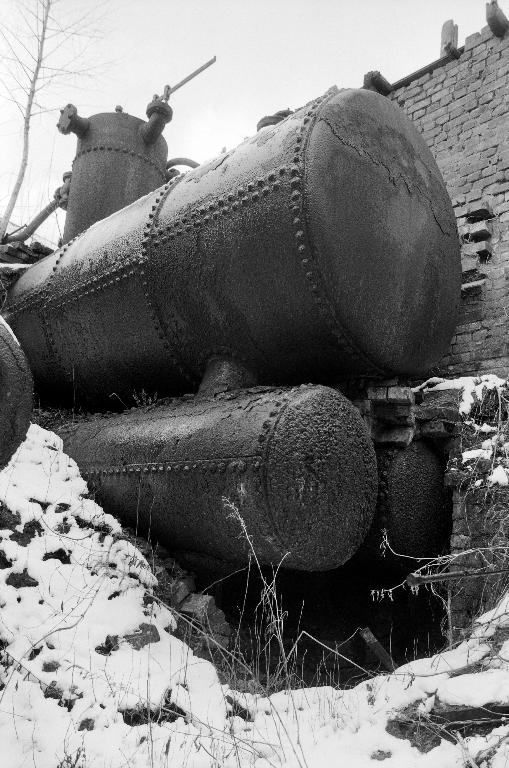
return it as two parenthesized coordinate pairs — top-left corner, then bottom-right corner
(63, 111), (168, 243)
(57, 385), (377, 571)
(305, 89), (459, 374)
(6, 87), (459, 407)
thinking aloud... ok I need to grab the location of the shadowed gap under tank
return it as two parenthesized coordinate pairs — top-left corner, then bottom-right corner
(190, 548), (451, 689)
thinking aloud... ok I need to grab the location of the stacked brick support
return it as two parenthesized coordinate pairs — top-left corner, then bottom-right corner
(390, 25), (509, 377)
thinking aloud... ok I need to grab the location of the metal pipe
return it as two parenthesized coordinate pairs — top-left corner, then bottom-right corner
(140, 99), (173, 146)
(407, 566), (509, 587)
(2, 199), (58, 244)
(57, 104), (90, 138)
(166, 157), (199, 169)
(2, 172), (71, 245)
(168, 56), (216, 96)
(391, 48), (465, 91)
(363, 71), (393, 96)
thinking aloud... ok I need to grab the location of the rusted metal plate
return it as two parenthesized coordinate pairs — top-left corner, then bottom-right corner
(0, 320), (32, 468)
(6, 88), (460, 407)
(58, 385), (378, 571)
(360, 441), (451, 563)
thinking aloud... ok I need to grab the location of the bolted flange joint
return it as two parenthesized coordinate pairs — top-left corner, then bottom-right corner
(57, 104), (90, 138)
(141, 98), (173, 145)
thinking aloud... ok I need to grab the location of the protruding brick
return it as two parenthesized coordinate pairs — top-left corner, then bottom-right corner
(465, 32), (482, 50)
(441, 19), (459, 58)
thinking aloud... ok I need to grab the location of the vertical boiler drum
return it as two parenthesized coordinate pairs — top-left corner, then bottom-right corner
(57, 98), (172, 243)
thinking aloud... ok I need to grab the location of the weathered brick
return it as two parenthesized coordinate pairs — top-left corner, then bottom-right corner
(389, 25), (509, 377)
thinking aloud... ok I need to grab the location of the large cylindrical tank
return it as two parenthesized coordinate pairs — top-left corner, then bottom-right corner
(57, 385), (378, 571)
(6, 87), (460, 407)
(0, 320), (32, 469)
(59, 108), (169, 243)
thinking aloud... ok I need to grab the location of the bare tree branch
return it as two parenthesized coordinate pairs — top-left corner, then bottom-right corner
(0, 0), (51, 240)
(0, 0), (106, 242)
(0, 0), (52, 240)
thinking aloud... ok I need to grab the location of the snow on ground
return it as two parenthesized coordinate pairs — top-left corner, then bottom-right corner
(3, 419), (509, 766)
(0, 425), (226, 767)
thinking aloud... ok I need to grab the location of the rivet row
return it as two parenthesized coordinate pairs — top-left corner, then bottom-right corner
(85, 457), (261, 477)
(44, 264), (137, 311)
(152, 167), (288, 243)
(73, 145), (166, 181)
(140, 180), (196, 384)
(289, 91), (382, 374)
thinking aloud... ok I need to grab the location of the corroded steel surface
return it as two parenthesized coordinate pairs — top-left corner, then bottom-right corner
(0, 321), (32, 468)
(362, 441), (451, 561)
(62, 111), (168, 243)
(6, 87), (460, 407)
(57, 385), (377, 571)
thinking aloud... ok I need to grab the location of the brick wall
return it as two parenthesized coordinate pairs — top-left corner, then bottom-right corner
(389, 25), (509, 377)
(448, 486), (509, 640)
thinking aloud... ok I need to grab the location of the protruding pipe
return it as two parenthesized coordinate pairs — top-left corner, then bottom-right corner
(140, 98), (173, 145)
(256, 109), (292, 132)
(165, 157), (200, 181)
(2, 172), (72, 245)
(168, 56), (217, 96)
(198, 356), (257, 397)
(57, 171), (72, 211)
(0, 319), (32, 469)
(2, 200), (58, 245)
(166, 157), (199, 170)
(362, 71), (392, 96)
(57, 104), (90, 138)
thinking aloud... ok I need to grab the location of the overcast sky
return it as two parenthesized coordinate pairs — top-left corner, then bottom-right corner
(0, 0), (499, 245)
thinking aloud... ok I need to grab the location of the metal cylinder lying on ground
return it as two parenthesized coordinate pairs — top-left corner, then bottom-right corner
(58, 385), (378, 571)
(6, 87), (460, 408)
(0, 320), (32, 469)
